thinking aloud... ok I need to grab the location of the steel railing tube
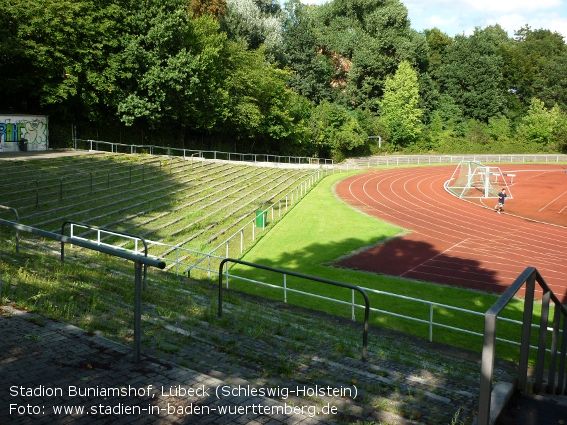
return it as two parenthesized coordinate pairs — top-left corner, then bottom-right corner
(218, 258), (370, 361)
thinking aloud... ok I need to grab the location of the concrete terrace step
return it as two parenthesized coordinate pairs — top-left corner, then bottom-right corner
(0, 241), (507, 424)
(0, 248), (518, 425)
(132, 278), (515, 425)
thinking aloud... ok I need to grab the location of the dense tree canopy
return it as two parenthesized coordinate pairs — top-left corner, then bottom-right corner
(282, 0), (335, 104)
(315, 0), (427, 111)
(436, 27), (506, 122)
(1, 0), (566, 157)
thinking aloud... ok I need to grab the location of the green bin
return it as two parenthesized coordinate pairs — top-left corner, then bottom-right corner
(255, 210), (267, 227)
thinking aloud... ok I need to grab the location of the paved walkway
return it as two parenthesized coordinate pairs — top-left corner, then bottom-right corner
(0, 149), (101, 161)
(0, 306), (329, 425)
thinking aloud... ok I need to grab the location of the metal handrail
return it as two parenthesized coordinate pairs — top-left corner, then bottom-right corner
(61, 220), (150, 289)
(0, 181), (39, 207)
(0, 218), (165, 362)
(64, 228), (558, 358)
(0, 205), (19, 252)
(477, 267), (567, 425)
(218, 258), (370, 361)
(337, 154), (567, 170)
(74, 138), (335, 167)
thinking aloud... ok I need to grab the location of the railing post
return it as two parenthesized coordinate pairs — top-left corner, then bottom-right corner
(175, 247), (179, 276)
(1, 218), (165, 364)
(34, 180), (39, 207)
(534, 289), (551, 393)
(351, 289), (355, 321)
(133, 260), (143, 363)
(547, 305), (562, 394)
(558, 317), (567, 395)
(430, 304), (434, 342)
(478, 313), (497, 425)
(518, 273), (536, 391)
(225, 265), (229, 289)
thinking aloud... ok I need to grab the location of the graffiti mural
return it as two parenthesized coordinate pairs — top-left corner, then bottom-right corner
(0, 115), (49, 152)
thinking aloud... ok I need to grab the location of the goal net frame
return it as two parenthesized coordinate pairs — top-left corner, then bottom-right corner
(445, 161), (513, 199)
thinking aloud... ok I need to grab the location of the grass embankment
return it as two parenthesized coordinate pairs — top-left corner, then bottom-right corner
(233, 169), (535, 361)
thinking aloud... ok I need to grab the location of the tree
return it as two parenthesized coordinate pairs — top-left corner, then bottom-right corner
(114, 3), (228, 130)
(534, 52), (567, 110)
(418, 72), (440, 124)
(218, 41), (309, 153)
(189, 0), (227, 18)
(379, 60), (422, 146)
(424, 28), (453, 77)
(436, 27), (505, 122)
(517, 97), (565, 145)
(499, 26), (567, 119)
(221, 0), (284, 63)
(0, 0), (124, 119)
(309, 101), (367, 159)
(315, 0), (427, 111)
(282, 0), (334, 104)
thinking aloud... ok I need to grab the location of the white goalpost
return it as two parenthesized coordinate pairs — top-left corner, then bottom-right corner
(445, 161), (513, 199)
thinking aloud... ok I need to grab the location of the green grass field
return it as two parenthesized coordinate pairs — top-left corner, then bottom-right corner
(231, 169), (536, 360)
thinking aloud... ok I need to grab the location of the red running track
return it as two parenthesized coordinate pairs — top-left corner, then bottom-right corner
(335, 164), (567, 302)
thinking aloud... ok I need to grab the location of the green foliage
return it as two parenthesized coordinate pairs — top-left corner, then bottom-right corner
(316, 0), (427, 111)
(282, 0), (335, 104)
(379, 61), (423, 147)
(436, 27), (505, 122)
(487, 116), (512, 140)
(517, 98), (567, 146)
(0, 0), (124, 118)
(466, 119), (490, 145)
(424, 28), (453, 77)
(534, 52), (567, 111)
(221, 0), (284, 63)
(500, 26), (567, 122)
(418, 72), (441, 124)
(219, 41), (311, 153)
(3, 0), (567, 157)
(309, 101), (367, 159)
(116, 5), (228, 129)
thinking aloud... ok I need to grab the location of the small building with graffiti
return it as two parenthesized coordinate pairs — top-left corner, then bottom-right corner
(0, 114), (49, 152)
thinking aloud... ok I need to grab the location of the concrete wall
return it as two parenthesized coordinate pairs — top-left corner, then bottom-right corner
(0, 114), (49, 152)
